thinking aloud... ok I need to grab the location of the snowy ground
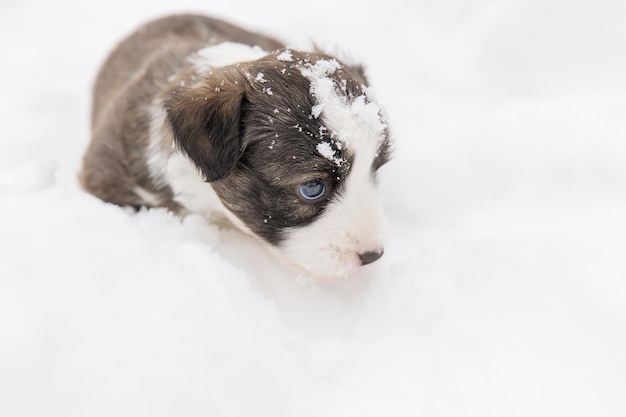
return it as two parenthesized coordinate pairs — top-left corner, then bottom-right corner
(1, 0), (625, 416)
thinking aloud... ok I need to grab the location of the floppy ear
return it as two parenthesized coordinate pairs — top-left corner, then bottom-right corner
(163, 75), (246, 182)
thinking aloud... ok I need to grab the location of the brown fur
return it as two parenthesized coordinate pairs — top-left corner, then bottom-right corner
(80, 14), (283, 209)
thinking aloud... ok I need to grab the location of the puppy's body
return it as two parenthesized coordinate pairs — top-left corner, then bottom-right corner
(80, 14), (391, 279)
(83, 15), (283, 210)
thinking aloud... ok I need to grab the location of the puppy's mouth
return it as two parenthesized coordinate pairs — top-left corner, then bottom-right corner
(265, 218), (388, 280)
(307, 250), (385, 280)
(266, 244), (384, 281)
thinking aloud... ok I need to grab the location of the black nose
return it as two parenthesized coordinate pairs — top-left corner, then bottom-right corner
(359, 250), (384, 266)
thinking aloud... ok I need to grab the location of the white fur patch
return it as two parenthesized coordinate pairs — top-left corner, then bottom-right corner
(190, 42), (268, 69)
(163, 151), (251, 232)
(147, 108), (173, 186)
(133, 186), (164, 206)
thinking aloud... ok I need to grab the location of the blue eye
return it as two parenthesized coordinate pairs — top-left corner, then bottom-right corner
(299, 179), (326, 201)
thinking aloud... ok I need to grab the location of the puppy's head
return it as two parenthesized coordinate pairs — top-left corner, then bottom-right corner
(164, 49), (392, 279)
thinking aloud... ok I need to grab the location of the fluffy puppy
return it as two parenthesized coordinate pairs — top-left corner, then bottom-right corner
(80, 14), (392, 279)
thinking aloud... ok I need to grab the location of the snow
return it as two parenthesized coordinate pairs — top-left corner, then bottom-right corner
(311, 103), (323, 118)
(316, 141), (336, 159)
(1, 1), (626, 416)
(300, 58), (387, 151)
(192, 41), (267, 69)
(316, 141), (343, 166)
(277, 49), (294, 62)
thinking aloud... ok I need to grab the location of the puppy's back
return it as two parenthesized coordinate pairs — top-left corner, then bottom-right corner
(81, 15), (284, 209)
(92, 14), (283, 127)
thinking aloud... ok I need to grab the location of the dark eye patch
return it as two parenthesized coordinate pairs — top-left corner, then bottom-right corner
(212, 138), (350, 245)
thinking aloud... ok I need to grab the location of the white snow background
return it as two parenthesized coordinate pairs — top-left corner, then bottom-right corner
(1, 0), (625, 416)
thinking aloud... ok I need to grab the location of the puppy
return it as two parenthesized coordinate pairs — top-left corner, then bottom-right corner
(80, 14), (392, 279)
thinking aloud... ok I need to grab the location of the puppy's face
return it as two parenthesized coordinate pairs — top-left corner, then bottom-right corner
(164, 49), (391, 279)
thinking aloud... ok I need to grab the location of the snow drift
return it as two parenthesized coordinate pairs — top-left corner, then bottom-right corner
(1, 0), (625, 416)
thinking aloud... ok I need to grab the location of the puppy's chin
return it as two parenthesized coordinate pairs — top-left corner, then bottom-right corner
(267, 213), (389, 281)
(266, 245), (363, 281)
